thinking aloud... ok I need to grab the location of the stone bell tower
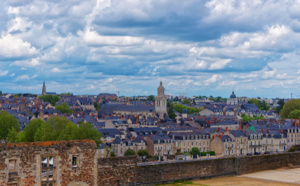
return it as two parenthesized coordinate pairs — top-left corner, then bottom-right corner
(155, 81), (167, 119)
(42, 81), (46, 95)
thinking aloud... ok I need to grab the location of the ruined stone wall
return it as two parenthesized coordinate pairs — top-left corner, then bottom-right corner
(2, 141), (300, 186)
(0, 140), (97, 186)
(136, 158), (236, 184)
(97, 156), (136, 186)
(135, 152), (300, 185)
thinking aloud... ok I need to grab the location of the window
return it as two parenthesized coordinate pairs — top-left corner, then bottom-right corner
(41, 156), (55, 185)
(8, 159), (17, 173)
(72, 156), (77, 168)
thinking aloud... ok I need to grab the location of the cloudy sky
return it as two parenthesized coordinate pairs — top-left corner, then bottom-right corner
(1, 0), (300, 98)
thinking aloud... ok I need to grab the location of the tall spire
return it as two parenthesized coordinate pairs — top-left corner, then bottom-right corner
(42, 81), (46, 95)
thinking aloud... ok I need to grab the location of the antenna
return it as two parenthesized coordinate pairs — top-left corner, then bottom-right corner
(291, 93), (293, 99)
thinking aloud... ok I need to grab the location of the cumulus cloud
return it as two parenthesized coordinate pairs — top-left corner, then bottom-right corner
(0, 34), (38, 58)
(0, 0), (300, 97)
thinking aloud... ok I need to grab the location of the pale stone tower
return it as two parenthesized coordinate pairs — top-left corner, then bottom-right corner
(155, 81), (167, 119)
(42, 81), (46, 95)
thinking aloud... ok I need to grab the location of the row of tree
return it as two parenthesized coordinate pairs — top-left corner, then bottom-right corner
(248, 98), (270, 111)
(0, 111), (102, 146)
(39, 95), (60, 106)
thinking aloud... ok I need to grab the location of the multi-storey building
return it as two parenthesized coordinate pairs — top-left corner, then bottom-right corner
(169, 131), (210, 153)
(145, 134), (174, 157)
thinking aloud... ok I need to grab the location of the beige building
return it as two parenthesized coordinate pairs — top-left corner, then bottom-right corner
(210, 135), (235, 156)
(230, 130), (248, 156)
(169, 131), (210, 153)
(287, 127), (300, 149)
(247, 132), (264, 154)
(145, 134), (174, 157)
(111, 136), (147, 157)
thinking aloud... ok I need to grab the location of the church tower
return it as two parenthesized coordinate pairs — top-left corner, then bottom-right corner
(155, 81), (167, 119)
(42, 81), (46, 95)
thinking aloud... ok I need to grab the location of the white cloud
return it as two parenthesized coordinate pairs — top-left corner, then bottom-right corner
(81, 29), (144, 46)
(204, 74), (222, 85)
(51, 68), (61, 72)
(0, 70), (8, 76)
(0, 34), (38, 58)
(15, 74), (37, 81)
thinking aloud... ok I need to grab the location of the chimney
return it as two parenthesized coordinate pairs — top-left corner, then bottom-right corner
(218, 127), (220, 132)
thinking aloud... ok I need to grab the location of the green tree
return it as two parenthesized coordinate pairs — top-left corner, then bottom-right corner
(55, 103), (74, 114)
(0, 111), (20, 140)
(7, 127), (19, 143)
(241, 114), (264, 122)
(168, 108), (176, 119)
(0, 91), (2, 95)
(167, 101), (171, 108)
(124, 149), (136, 156)
(281, 99), (300, 119)
(138, 149), (149, 157)
(249, 98), (270, 111)
(190, 147), (200, 156)
(288, 109), (300, 119)
(93, 102), (101, 111)
(182, 98), (191, 106)
(172, 103), (201, 115)
(34, 116), (102, 146)
(275, 99), (285, 114)
(148, 95), (155, 102)
(21, 119), (44, 142)
(74, 122), (102, 146)
(39, 95), (60, 106)
(60, 92), (72, 95)
(110, 152), (116, 157)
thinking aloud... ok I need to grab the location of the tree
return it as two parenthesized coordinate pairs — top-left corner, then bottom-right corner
(21, 119), (44, 142)
(281, 99), (300, 119)
(167, 101), (171, 108)
(138, 149), (149, 157)
(74, 122), (102, 146)
(0, 111), (20, 140)
(110, 152), (116, 157)
(124, 149), (136, 156)
(168, 108), (176, 119)
(288, 109), (300, 119)
(148, 95), (155, 102)
(275, 99), (285, 114)
(248, 98), (270, 111)
(39, 95), (60, 106)
(60, 92), (72, 95)
(0, 91), (2, 95)
(93, 102), (101, 111)
(190, 147), (200, 156)
(55, 103), (74, 114)
(182, 98), (191, 106)
(7, 127), (19, 143)
(33, 116), (102, 146)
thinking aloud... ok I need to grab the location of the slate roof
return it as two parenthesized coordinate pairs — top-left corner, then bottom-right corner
(98, 128), (120, 138)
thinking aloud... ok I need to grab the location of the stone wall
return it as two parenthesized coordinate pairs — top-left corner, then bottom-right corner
(135, 152), (300, 185)
(97, 156), (136, 186)
(0, 140), (97, 186)
(1, 140), (300, 186)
